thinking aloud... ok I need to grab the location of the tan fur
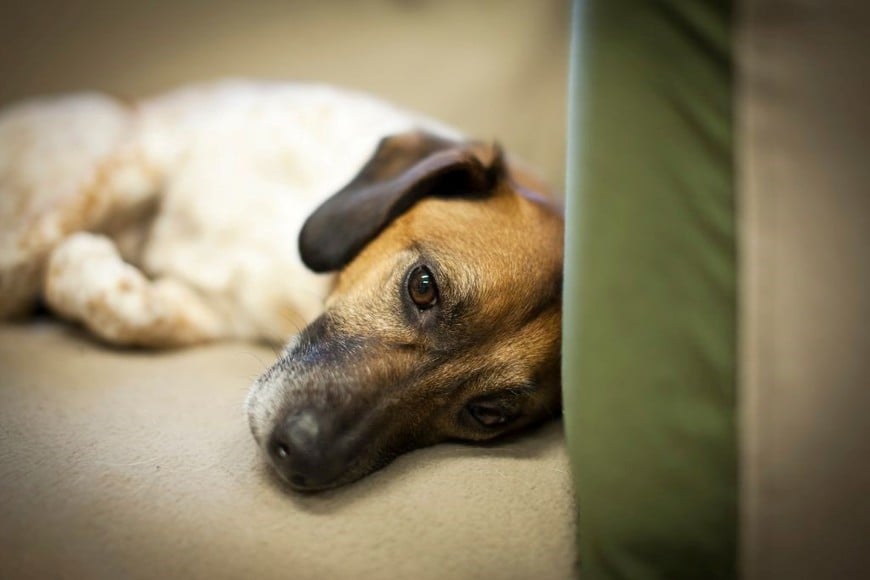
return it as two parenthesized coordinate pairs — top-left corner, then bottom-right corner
(329, 183), (563, 444)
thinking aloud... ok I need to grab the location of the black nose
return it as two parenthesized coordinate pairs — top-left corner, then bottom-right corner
(268, 409), (350, 490)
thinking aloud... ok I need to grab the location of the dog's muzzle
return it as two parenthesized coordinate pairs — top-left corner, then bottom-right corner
(266, 406), (361, 490)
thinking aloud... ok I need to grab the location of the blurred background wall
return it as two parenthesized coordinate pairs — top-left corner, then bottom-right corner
(0, 0), (570, 188)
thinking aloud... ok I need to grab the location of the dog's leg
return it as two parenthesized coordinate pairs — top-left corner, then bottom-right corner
(44, 232), (225, 347)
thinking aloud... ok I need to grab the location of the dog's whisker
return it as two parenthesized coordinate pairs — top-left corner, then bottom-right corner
(237, 350), (272, 373)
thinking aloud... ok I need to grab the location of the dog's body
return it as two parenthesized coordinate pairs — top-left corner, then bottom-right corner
(0, 81), (456, 344)
(0, 81), (564, 490)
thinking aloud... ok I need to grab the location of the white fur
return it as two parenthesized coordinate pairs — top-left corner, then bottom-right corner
(0, 80), (459, 346)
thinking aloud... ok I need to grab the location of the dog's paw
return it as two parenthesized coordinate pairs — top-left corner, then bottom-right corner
(45, 233), (225, 347)
(0, 93), (156, 318)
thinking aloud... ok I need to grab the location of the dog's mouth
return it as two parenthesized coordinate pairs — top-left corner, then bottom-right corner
(263, 449), (376, 492)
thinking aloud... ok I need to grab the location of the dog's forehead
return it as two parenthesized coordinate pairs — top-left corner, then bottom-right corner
(405, 192), (563, 289)
(331, 187), (563, 314)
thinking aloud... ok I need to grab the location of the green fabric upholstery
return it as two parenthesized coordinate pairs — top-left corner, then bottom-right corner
(562, 1), (737, 578)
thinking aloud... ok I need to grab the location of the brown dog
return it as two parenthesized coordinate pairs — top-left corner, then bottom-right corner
(245, 131), (564, 491)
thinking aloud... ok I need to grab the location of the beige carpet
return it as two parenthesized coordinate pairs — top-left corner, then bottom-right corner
(0, 321), (576, 579)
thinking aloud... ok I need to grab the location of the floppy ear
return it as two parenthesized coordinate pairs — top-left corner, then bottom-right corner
(299, 130), (506, 272)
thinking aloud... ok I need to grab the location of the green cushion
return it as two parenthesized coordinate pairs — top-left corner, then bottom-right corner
(562, 1), (737, 578)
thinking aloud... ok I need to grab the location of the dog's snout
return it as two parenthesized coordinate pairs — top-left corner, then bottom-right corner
(268, 409), (351, 490)
(276, 409), (321, 455)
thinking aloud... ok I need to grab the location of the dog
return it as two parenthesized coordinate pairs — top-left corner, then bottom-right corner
(0, 80), (564, 491)
(246, 131), (564, 490)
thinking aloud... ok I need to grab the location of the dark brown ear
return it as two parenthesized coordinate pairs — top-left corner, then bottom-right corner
(298, 130), (505, 272)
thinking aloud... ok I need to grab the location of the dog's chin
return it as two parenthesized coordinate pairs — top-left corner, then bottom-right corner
(262, 449), (386, 493)
(272, 471), (355, 494)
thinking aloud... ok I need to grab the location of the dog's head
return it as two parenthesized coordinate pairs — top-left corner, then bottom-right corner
(246, 131), (563, 491)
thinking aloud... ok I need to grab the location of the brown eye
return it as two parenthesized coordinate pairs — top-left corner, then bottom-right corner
(407, 265), (438, 309)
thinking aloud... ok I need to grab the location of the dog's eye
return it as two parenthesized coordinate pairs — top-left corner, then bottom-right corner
(407, 266), (438, 309)
(467, 401), (512, 427)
